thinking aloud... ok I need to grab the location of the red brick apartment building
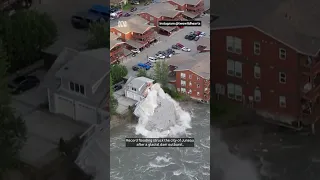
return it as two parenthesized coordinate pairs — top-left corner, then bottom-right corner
(138, 2), (184, 35)
(212, 0), (320, 130)
(167, 0), (205, 19)
(168, 53), (210, 102)
(110, 33), (127, 64)
(110, 16), (158, 51)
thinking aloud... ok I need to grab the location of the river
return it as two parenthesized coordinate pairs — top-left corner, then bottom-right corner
(110, 101), (210, 180)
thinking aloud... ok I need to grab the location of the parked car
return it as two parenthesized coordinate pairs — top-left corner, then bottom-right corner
(9, 75), (40, 94)
(194, 36), (200, 41)
(194, 31), (201, 36)
(200, 32), (206, 36)
(131, 49), (140, 53)
(113, 84), (122, 91)
(132, 65), (140, 71)
(172, 45), (180, 49)
(138, 62), (151, 70)
(145, 61), (153, 67)
(176, 43), (184, 48)
(187, 34), (196, 40)
(131, 1), (139, 5)
(148, 56), (157, 62)
(88, 5), (109, 21)
(184, 35), (189, 39)
(167, 48), (175, 55)
(124, 12), (130, 17)
(130, 7), (137, 12)
(182, 47), (191, 52)
(155, 54), (165, 59)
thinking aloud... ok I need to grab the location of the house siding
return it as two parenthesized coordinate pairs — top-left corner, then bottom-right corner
(212, 27), (300, 119)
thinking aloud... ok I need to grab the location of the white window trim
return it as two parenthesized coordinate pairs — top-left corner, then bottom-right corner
(279, 48), (286, 60)
(254, 89), (261, 102)
(226, 36), (242, 54)
(227, 83), (235, 99)
(189, 74), (192, 79)
(279, 96), (286, 108)
(254, 65), (261, 79)
(181, 73), (186, 79)
(181, 88), (186, 93)
(234, 84), (242, 101)
(254, 42), (260, 55)
(235, 61), (242, 78)
(197, 84), (200, 88)
(197, 92), (200, 96)
(181, 80), (186, 86)
(227, 59), (235, 76)
(279, 72), (286, 84)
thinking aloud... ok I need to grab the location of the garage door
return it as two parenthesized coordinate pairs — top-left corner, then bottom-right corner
(55, 95), (74, 118)
(126, 91), (134, 99)
(75, 103), (97, 124)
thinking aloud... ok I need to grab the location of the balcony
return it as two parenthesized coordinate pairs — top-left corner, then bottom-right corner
(299, 54), (320, 75)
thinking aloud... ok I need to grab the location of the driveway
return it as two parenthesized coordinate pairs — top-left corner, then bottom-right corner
(121, 15), (210, 77)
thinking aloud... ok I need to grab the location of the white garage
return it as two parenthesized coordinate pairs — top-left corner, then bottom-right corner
(125, 91), (142, 101)
(54, 95), (75, 119)
(75, 102), (97, 124)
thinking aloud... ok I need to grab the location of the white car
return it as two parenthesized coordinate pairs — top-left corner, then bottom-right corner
(182, 47), (191, 52)
(155, 54), (165, 59)
(131, 49), (141, 53)
(199, 32), (206, 37)
(148, 57), (157, 62)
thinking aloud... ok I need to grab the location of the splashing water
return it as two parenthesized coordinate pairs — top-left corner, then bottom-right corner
(133, 83), (192, 138)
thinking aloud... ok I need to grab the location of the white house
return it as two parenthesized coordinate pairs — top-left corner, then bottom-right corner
(124, 76), (154, 101)
(44, 48), (110, 125)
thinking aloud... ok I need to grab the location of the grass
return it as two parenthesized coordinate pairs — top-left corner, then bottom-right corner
(122, 3), (132, 10)
(163, 86), (188, 101)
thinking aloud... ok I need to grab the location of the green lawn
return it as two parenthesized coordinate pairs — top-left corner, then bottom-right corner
(122, 3), (132, 10)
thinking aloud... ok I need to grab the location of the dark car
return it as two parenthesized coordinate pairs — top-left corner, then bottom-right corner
(167, 48), (175, 54)
(124, 12), (130, 17)
(194, 36), (200, 41)
(113, 84), (122, 91)
(172, 45), (180, 49)
(188, 34), (196, 40)
(71, 12), (103, 29)
(130, 7), (137, 12)
(10, 76), (40, 94)
(132, 65), (140, 71)
(184, 35), (189, 39)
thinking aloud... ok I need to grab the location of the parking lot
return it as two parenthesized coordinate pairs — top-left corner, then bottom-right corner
(121, 15), (210, 77)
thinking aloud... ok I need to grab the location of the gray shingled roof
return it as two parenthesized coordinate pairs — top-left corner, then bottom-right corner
(140, 2), (182, 18)
(211, 0), (320, 55)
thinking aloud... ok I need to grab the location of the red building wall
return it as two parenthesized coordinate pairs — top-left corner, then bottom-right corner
(212, 27), (300, 117)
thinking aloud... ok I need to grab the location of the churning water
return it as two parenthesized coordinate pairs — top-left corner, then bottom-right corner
(110, 84), (210, 180)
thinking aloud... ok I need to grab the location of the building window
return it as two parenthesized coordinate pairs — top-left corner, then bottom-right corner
(197, 92), (200, 96)
(227, 59), (235, 76)
(215, 84), (225, 95)
(254, 42), (260, 55)
(226, 36), (242, 54)
(132, 87), (137, 91)
(279, 48), (286, 59)
(235, 61), (242, 77)
(197, 76), (200, 80)
(188, 89), (192, 94)
(254, 88), (261, 102)
(279, 72), (286, 83)
(181, 80), (186, 86)
(177, 88), (180, 92)
(189, 81), (192, 86)
(254, 65), (261, 79)
(197, 84), (200, 88)
(181, 73), (186, 79)
(235, 84), (242, 101)
(189, 74), (192, 79)
(227, 59), (242, 78)
(227, 83), (235, 99)
(279, 96), (286, 108)
(181, 88), (186, 93)
(70, 81), (85, 95)
(70, 82), (75, 91)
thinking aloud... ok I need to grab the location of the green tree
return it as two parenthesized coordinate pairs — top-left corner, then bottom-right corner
(137, 68), (148, 77)
(0, 10), (57, 73)
(87, 22), (109, 49)
(0, 42), (27, 176)
(110, 74), (118, 114)
(111, 64), (128, 84)
(153, 61), (169, 87)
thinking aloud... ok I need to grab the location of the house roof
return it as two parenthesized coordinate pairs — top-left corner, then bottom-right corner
(212, 0), (320, 56)
(111, 16), (155, 34)
(169, 0), (202, 6)
(127, 77), (154, 91)
(196, 37), (210, 50)
(169, 53), (210, 79)
(110, 33), (120, 40)
(140, 2), (182, 18)
(55, 48), (109, 86)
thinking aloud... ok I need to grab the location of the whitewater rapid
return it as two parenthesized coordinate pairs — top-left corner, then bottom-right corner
(133, 83), (192, 138)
